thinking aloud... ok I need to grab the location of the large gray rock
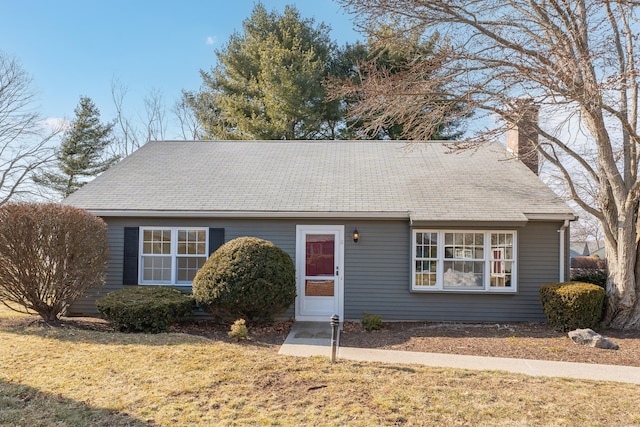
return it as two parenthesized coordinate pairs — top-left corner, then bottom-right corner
(568, 328), (619, 350)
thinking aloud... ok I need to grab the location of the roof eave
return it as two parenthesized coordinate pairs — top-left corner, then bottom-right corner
(85, 209), (577, 222)
(409, 211), (577, 227)
(86, 209), (412, 220)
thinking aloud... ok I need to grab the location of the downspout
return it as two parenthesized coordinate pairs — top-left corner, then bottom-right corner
(558, 220), (570, 282)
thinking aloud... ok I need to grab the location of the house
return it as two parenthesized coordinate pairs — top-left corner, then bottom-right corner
(570, 242), (590, 259)
(63, 138), (575, 322)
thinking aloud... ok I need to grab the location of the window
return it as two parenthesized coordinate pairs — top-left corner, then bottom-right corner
(412, 230), (516, 292)
(490, 233), (514, 288)
(443, 232), (484, 289)
(140, 227), (208, 285)
(415, 232), (438, 287)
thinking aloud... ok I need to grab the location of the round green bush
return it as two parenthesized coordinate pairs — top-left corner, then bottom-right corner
(96, 286), (195, 333)
(192, 237), (296, 324)
(540, 282), (605, 332)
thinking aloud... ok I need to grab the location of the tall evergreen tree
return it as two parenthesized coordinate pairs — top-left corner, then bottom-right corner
(185, 4), (340, 140)
(34, 96), (118, 198)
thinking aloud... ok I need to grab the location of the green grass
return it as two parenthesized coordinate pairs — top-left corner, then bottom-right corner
(1, 309), (639, 426)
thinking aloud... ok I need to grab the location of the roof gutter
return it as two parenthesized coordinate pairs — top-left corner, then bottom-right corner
(525, 213), (577, 221)
(86, 209), (412, 220)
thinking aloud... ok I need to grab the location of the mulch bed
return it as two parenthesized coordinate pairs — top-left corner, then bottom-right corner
(171, 318), (294, 346)
(4, 314), (640, 367)
(340, 321), (640, 367)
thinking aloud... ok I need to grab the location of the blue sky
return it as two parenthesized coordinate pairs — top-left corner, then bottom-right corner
(1, 1), (361, 137)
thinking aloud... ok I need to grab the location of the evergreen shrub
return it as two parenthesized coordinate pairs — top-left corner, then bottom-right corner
(96, 286), (194, 333)
(228, 319), (248, 341)
(192, 237), (296, 324)
(571, 272), (607, 289)
(362, 311), (383, 331)
(540, 282), (605, 331)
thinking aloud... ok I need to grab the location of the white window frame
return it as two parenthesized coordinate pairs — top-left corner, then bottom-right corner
(139, 227), (208, 286)
(411, 230), (517, 293)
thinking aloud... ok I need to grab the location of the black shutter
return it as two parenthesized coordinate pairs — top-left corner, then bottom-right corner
(209, 228), (225, 255)
(123, 227), (139, 285)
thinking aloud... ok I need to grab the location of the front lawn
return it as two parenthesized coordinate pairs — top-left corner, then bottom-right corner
(1, 308), (639, 426)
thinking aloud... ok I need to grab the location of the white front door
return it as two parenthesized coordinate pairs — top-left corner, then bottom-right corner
(295, 225), (344, 321)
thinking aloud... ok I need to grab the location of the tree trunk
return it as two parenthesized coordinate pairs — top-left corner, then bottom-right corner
(604, 215), (640, 329)
(34, 304), (61, 325)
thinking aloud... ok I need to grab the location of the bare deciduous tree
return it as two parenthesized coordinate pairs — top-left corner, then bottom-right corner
(338, 0), (640, 328)
(112, 79), (197, 157)
(143, 87), (167, 141)
(0, 52), (60, 204)
(0, 203), (108, 323)
(572, 210), (606, 252)
(327, 31), (464, 140)
(173, 92), (203, 140)
(111, 79), (142, 157)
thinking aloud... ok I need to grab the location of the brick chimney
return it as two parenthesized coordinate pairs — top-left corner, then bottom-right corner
(506, 101), (539, 175)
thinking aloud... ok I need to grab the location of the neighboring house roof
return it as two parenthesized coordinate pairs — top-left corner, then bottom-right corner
(570, 242), (590, 258)
(570, 249), (583, 259)
(63, 140), (575, 223)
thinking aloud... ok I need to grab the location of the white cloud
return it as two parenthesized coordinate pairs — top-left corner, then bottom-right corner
(40, 117), (71, 132)
(206, 36), (216, 45)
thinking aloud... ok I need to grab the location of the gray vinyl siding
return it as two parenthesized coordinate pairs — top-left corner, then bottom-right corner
(69, 217), (299, 317)
(69, 217), (563, 322)
(344, 221), (562, 322)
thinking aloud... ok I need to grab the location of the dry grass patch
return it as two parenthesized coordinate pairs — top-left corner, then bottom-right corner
(0, 302), (32, 319)
(1, 315), (640, 426)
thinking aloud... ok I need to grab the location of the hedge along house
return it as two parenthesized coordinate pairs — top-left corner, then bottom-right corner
(63, 137), (575, 322)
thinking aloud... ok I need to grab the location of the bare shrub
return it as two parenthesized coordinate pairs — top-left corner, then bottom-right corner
(0, 203), (108, 323)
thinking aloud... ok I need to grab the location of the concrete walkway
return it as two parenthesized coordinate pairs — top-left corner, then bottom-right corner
(278, 322), (640, 385)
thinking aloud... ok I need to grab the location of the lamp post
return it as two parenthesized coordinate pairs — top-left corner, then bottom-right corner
(330, 314), (339, 363)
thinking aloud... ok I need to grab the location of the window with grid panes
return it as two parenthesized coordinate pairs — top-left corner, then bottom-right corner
(140, 227), (208, 285)
(412, 230), (516, 292)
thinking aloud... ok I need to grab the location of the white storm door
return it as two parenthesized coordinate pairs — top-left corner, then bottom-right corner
(296, 225), (344, 321)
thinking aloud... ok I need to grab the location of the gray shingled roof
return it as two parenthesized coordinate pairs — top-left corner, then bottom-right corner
(63, 140), (574, 222)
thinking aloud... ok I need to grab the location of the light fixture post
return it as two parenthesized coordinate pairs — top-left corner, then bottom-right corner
(330, 314), (339, 363)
